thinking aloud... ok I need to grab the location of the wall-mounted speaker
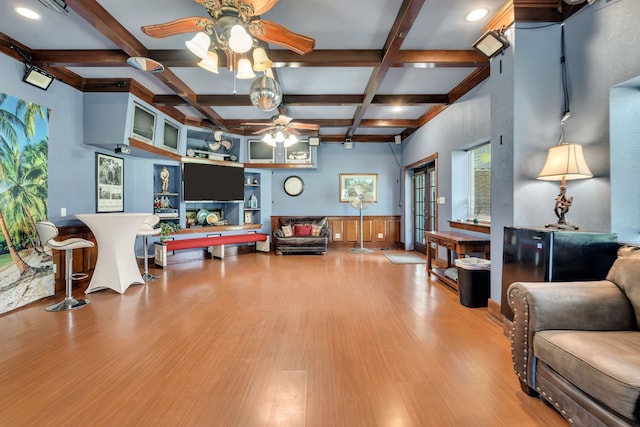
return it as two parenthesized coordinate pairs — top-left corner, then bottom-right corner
(394, 135), (402, 145)
(309, 136), (320, 146)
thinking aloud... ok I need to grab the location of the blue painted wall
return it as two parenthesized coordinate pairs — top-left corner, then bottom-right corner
(270, 142), (402, 217)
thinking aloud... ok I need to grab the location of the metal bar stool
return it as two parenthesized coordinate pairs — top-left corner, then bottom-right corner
(138, 215), (161, 281)
(36, 221), (94, 312)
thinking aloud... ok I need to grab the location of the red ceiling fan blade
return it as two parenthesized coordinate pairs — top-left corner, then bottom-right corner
(244, 0), (279, 16)
(193, 0), (276, 18)
(248, 20), (315, 55)
(290, 122), (320, 131)
(141, 17), (214, 39)
(252, 127), (276, 134)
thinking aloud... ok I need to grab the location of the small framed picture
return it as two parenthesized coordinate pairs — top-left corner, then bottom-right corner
(244, 211), (253, 224)
(339, 173), (378, 203)
(96, 153), (124, 212)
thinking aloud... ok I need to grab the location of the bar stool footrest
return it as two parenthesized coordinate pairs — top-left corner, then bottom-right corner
(70, 272), (89, 280)
(45, 297), (90, 312)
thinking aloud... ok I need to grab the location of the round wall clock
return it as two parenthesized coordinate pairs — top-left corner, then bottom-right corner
(283, 175), (304, 197)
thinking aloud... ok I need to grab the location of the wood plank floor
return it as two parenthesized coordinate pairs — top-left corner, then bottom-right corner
(0, 249), (566, 427)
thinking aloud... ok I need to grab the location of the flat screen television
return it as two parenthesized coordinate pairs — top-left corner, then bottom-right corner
(182, 162), (244, 202)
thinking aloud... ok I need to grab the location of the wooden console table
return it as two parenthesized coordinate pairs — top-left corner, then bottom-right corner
(425, 231), (490, 291)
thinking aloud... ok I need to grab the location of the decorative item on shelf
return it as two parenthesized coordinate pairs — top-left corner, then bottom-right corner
(249, 193), (258, 209)
(253, 178), (259, 185)
(196, 209), (210, 225)
(244, 211), (253, 224)
(157, 222), (181, 241)
(160, 166), (170, 192)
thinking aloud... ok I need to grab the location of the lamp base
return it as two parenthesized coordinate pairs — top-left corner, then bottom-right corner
(545, 222), (579, 230)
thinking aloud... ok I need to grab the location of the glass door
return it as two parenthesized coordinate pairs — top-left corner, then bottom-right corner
(413, 163), (436, 254)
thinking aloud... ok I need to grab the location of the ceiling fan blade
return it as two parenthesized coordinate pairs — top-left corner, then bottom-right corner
(252, 127), (275, 134)
(248, 20), (315, 55)
(290, 122), (320, 131)
(141, 17), (214, 39)
(192, 0), (276, 15)
(274, 114), (292, 125)
(244, 0), (279, 15)
(242, 122), (271, 126)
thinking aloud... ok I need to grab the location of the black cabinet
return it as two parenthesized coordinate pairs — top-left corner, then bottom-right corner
(501, 227), (619, 321)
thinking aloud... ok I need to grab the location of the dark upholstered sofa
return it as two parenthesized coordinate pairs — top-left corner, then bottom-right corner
(273, 216), (329, 255)
(508, 245), (640, 426)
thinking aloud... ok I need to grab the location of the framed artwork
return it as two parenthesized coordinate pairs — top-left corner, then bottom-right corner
(96, 153), (124, 212)
(130, 102), (156, 143)
(285, 139), (311, 163)
(339, 173), (378, 203)
(162, 120), (180, 153)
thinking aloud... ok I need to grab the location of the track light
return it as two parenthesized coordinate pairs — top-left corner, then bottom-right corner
(473, 29), (509, 58)
(23, 65), (54, 90)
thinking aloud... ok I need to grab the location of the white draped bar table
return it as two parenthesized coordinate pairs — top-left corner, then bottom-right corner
(76, 213), (152, 294)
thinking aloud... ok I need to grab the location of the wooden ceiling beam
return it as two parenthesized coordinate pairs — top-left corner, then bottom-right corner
(29, 48), (488, 69)
(64, 0), (227, 130)
(152, 93), (448, 107)
(347, 0), (427, 139)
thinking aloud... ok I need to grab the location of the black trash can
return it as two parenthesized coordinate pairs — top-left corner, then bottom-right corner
(454, 258), (490, 308)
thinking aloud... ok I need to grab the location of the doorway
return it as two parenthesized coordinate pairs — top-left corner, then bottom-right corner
(412, 162), (436, 254)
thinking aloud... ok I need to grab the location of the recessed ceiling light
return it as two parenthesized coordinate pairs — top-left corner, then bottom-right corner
(466, 8), (488, 22)
(393, 106), (403, 113)
(16, 7), (41, 20)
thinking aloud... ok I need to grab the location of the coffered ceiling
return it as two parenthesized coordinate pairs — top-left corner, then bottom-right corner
(0, 0), (585, 143)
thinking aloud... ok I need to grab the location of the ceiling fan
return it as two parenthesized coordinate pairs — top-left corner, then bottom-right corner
(140, 0), (315, 56)
(243, 114), (319, 135)
(243, 114), (319, 146)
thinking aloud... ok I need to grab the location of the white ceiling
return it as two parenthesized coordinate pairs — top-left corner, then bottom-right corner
(0, 0), (530, 142)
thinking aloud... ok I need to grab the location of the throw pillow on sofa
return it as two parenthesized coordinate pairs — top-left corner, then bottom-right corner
(282, 225), (294, 237)
(294, 224), (312, 236)
(311, 224), (322, 237)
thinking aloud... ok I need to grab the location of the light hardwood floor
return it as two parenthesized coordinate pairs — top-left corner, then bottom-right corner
(0, 249), (566, 427)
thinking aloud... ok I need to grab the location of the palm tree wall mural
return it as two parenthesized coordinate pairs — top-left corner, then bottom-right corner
(0, 92), (52, 314)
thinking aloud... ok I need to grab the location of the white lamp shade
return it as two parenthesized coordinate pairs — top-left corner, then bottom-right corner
(252, 47), (272, 72)
(275, 130), (285, 143)
(283, 134), (298, 147)
(197, 50), (219, 74)
(537, 143), (593, 181)
(236, 58), (256, 79)
(262, 132), (276, 146)
(228, 25), (253, 53)
(186, 32), (211, 59)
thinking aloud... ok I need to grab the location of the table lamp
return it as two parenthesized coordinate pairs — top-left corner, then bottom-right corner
(537, 142), (593, 229)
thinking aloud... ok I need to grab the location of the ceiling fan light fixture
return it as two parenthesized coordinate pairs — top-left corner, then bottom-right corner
(236, 57), (256, 79)
(252, 47), (272, 72)
(228, 24), (253, 53)
(249, 76), (282, 112)
(197, 50), (219, 74)
(186, 32), (211, 59)
(284, 134), (298, 147)
(263, 132), (277, 146)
